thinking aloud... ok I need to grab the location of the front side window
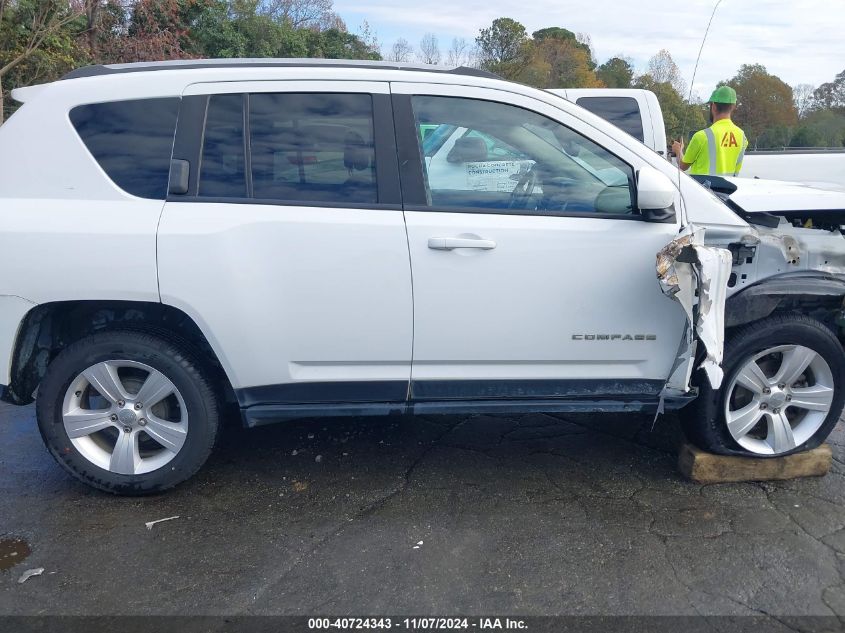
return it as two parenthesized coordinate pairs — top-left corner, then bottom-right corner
(70, 98), (179, 199)
(249, 93), (377, 204)
(411, 96), (635, 216)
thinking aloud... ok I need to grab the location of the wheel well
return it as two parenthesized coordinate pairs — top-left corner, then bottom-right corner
(6, 300), (235, 406)
(723, 297), (845, 352)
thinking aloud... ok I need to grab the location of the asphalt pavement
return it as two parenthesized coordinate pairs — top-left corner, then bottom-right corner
(2, 400), (845, 626)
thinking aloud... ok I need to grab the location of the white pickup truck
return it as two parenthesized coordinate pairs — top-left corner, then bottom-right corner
(549, 88), (845, 190)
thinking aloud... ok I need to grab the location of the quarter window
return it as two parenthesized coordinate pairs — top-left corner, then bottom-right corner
(70, 98), (179, 200)
(411, 96), (635, 216)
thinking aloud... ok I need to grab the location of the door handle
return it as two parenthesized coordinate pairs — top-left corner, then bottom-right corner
(428, 237), (497, 250)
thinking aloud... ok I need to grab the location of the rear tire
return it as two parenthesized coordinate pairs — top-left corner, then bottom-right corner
(682, 314), (845, 457)
(36, 330), (220, 495)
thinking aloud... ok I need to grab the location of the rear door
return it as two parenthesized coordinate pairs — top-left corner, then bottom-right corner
(158, 81), (413, 407)
(393, 83), (686, 403)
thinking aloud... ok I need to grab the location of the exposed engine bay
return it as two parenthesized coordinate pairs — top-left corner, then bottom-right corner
(657, 175), (845, 398)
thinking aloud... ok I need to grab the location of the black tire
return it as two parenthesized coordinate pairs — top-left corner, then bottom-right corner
(682, 313), (845, 457)
(36, 330), (220, 495)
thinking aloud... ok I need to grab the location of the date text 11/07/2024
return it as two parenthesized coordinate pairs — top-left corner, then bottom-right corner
(307, 617), (529, 630)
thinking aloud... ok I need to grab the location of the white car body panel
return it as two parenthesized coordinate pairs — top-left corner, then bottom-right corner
(723, 177), (845, 212)
(741, 152), (845, 191)
(404, 209), (687, 383)
(158, 202), (414, 391)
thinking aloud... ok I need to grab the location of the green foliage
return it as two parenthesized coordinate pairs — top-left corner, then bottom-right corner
(813, 70), (845, 110)
(192, 0), (307, 58)
(1, 0), (88, 120)
(725, 64), (797, 148)
(634, 73), (705, 145)
(475, 17), (527, 72)
(596, 56), (634, 88)
(797, 109), (845, 147)
(789, 125), (824, 148)
(515, 37), (600, 89)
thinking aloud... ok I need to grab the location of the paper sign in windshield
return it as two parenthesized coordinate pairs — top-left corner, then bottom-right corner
(466, 161), (527, 192)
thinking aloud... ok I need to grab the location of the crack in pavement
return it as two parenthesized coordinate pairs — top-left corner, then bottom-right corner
(232, 418), (463, 614)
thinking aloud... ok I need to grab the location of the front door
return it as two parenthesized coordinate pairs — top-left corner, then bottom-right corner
(393, 83), (686, 402)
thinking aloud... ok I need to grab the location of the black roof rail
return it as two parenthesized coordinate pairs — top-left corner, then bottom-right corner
(61, 58), (501, 81)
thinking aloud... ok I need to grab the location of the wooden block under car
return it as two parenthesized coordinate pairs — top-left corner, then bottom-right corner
(678, 443), (832, 483)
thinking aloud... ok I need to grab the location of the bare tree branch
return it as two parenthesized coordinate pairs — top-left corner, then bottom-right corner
(418, 32), (440, 65)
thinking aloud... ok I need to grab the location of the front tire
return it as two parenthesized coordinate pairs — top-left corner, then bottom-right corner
(683, 314), (845, 457)
(36, 330), (220, 495)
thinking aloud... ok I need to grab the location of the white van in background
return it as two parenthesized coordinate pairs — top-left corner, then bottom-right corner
(549, 88), (845, 190)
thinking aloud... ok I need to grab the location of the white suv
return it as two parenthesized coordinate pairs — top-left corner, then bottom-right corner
(2, 59), (845, 494)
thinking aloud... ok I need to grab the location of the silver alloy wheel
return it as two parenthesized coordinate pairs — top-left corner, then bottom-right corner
(724, 344), (834, 455)
(61, 360), (189, 475)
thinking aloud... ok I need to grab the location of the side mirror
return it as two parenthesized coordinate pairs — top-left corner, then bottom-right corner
(637, 166), (676, 221)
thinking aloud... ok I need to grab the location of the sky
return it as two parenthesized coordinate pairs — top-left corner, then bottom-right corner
(334, 0), (844, 98)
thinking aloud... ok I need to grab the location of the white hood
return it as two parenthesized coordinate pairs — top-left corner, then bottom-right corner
(722, 177), (845, 214)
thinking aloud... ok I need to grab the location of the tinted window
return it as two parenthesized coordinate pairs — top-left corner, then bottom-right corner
(199, 95), (246, 197)
(70, 98), (179, 199)
(575, 97), (644, 142)
(412, 96), (635, 216)
(249, 93), (377, 203)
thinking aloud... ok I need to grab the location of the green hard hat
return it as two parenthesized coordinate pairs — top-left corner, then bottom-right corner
(709, 85), (737, 104)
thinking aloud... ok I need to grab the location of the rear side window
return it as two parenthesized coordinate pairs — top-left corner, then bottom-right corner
(249, 93), (377, 204)
(70, 98), (179, 199)
(575, 97), (644, 143)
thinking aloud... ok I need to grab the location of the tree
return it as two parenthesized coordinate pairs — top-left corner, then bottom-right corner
(417, 32), (440, 65)
(1, 0), (85, 123)
(813, 69), (845, 110)
(191, 0), (378, 60)
(258, 0), (336, 28)
(192, 0), (303, 58)
(596, 56), (634, 88)
(531, 26), (595, 70)
(647, 49), (685, 95)
(793, 83), (815, 119)
(516, 36), (600, 89)
(476, 17), (526, 70)
(307, 26), (380, 60)
(799, 109), (845, 147)
(101, 0), (206, 63)
(446, 37), (474, 67)
(726, 64), (798, 148)
(635, 73), (706, 146)
(387, 37), (412, 63)
(789, 125), (823, 148)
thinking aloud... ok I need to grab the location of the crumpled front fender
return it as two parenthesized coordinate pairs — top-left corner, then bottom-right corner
(656, 226), (733, 393)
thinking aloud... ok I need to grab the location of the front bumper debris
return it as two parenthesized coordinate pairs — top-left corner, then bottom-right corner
(657, 225), (733, 392)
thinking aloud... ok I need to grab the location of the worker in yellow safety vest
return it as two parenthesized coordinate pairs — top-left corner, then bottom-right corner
(671, 86), (748, 176)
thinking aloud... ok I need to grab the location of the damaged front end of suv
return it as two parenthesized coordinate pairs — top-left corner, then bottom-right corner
(657, 175), (845, 456)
